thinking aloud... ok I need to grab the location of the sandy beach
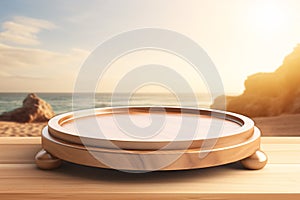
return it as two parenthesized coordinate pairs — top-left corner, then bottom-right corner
(254, 113), (300, 136)
(0, 113), (299, 137)
(0, 122), (46, 137)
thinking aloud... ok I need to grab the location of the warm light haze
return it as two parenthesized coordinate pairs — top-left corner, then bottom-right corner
(1, 0), (300, 94)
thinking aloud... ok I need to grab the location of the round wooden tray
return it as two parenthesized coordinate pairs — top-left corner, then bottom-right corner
(35, 107), (267, 171)
(47, 107), (255, 150)
(36, 126), (267, 171)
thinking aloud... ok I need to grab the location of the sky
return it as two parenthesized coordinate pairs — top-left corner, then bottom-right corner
(1, 0), (300, 94)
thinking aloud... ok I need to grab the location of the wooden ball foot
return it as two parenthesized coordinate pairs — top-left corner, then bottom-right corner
(35, 149), (62, 170)
(241, 150), (268, 170)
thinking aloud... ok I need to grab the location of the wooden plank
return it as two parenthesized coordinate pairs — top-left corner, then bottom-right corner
(0, 137), (299, 199)
(0, 163), (299, 194)
(0, 194), (299, 200)
(261, 137), (300, 144)
(260, 137), (300, 164)
(0, 137), (41, 164)
(0, 137), (40, 144)
(260, 143), (300, 164)
(1, 137), (300, 164)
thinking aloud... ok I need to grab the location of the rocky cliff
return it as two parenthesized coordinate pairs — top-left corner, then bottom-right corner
(212, 44), (300, 117)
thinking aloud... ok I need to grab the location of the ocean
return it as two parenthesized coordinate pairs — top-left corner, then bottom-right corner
(0, 93), (213, 114)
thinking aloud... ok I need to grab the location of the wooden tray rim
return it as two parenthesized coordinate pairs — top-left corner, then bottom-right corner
(48, 106), (255, 150)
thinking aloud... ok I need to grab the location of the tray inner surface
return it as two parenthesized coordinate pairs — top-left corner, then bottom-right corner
(56, 109), (244, 142)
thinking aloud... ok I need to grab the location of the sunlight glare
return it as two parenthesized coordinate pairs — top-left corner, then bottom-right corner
(248, 1), (290, 36)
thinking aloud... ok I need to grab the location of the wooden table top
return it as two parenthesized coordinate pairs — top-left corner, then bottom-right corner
(0, 137), (299, 200)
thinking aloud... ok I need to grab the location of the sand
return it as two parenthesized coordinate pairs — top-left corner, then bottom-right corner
(254, 113), (300, 136)
(0, 121), (46, 137)
(0, 113), (299, 137)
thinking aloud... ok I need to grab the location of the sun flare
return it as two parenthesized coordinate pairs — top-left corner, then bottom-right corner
(248, 2), (291, 35)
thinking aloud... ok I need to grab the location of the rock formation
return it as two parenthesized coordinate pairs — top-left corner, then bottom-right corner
(212, 44), (300, 117)
(0, 93), (55, 123)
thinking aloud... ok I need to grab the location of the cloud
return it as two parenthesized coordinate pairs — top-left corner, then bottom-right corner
(0, 42), (90, 78)
(0, 42), (90, 92)
(0, 16), (56, 46)
(0, 16), (90, 92)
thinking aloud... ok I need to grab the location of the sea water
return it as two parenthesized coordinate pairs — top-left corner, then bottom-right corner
(0, 93), (212, 114)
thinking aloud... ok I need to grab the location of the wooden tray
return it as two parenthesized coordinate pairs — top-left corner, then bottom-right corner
(47, 107), (254, 150)
(36, 126), (266, 171)
(35, 107), (267, 171)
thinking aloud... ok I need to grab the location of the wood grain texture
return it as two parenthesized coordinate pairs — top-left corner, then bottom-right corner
(41, 126), (262, 171)
(0, 137), (299, 199)
(0, 137), (41, 164)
